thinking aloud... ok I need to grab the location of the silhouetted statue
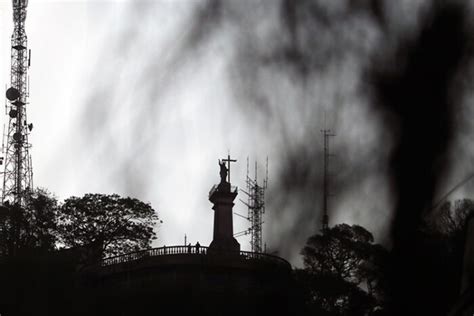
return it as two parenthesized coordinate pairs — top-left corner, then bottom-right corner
(196, 242), (200, 254)
(219, 160), (228, 184)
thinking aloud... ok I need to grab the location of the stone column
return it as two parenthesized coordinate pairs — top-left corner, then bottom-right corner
(208, 182), (240, 253)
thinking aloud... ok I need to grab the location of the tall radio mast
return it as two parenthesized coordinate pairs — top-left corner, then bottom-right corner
(2, 0), (33, 207)
(321, 129), (334, 232)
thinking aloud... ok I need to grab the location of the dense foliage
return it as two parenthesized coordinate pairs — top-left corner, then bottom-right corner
(0, 191), (159, 259)
(416, 198), (474, 315)
(299, 224), (389, 316)
(0, 189), (58, 255)
(57, 193), (158, 257)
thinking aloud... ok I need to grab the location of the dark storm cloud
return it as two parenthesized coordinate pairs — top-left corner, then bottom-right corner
(76, 0), (474, 267)
(222, 0), (394, 262)
(93, 0), (422, 262)
(76, 0), (226, 198)
(368, 1), (473, 312)
(371, 1), (469, 246)
(277, 0), (386, 77)
(185, 0), (222, 49)
(214, 0), (473, 264)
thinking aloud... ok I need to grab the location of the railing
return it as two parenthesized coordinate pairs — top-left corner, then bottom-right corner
(100, 245), (290, 268)
(208, 184), (238, 198)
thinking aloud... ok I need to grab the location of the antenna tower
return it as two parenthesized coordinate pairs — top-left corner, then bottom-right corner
(2, 0), (33, 207)
(240, 157), (268, 253)
(321, 129), (334, 232)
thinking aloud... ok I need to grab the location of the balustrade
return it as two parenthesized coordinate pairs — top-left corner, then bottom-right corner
(100, 245), (289, 268)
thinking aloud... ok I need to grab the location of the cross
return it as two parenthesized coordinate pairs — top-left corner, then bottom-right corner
(221, 154), (237, 183)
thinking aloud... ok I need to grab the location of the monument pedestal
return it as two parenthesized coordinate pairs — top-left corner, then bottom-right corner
(208, 182), (240, 254)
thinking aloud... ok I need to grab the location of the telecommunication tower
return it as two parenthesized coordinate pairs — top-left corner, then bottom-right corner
(321, 129), (334, 232)
(2, 0), (33, 207)
(238, 158), (268, 253)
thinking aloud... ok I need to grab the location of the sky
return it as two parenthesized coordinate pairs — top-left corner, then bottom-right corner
(1, 0), (474, 266)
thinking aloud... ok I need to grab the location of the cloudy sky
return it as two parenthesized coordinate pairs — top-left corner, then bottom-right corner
(1, 0), (474, 266)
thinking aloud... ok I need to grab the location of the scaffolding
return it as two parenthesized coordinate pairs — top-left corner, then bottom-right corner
(236, 158), (268, 253)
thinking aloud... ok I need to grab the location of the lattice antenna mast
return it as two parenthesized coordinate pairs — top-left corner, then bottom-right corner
(2, 0), (33, 207)
(240, 157), (268, 253)
(321, 130), (334, 233)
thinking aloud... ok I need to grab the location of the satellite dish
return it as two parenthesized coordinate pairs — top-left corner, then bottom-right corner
(13, 132), (21, 141)
(6, 87), (19, 101)
(13, 100), (25, 107)
(9, 109), (17, 118)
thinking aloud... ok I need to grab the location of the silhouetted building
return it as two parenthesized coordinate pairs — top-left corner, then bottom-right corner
(76, 160), (292, 316)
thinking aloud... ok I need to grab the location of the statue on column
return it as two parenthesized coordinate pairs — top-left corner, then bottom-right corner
(219, 160), (228, 184)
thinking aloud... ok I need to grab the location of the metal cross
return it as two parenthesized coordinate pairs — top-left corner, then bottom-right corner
(221, 154), (237, 183)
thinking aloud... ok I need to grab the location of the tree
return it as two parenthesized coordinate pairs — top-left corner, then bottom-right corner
(22, 188), (59, 251)
(0, 188), (58, 256)
(416, 199), (474, 315)
(427, 199), (474, 242)
(57, 193), (159, 258)
(300, 224), (388, 315)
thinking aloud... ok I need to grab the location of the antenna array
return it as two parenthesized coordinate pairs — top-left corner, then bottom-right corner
(321, 129), (335, 232)
(237, 158), (268, 253)
(1, 0), (33, 206)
